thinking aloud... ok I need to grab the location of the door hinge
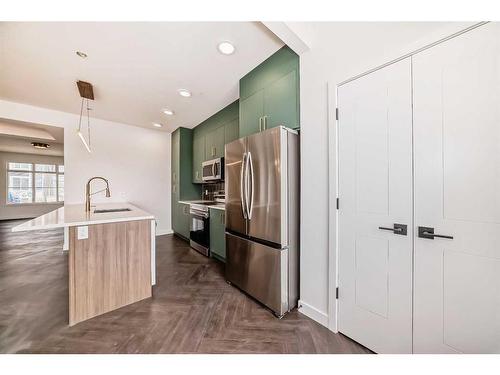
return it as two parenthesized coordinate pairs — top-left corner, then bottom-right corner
(336, 197), (339, 210)
(336, 287), (339, 299)
(335, 108), (339, 121)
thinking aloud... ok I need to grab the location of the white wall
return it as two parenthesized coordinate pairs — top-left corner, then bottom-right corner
(0, 100), (172, 234)
(278, 22), (478, 330)
(0, 151), (64, 220)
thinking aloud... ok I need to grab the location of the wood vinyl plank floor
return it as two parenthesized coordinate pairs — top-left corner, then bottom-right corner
(0, 219), (371, 354)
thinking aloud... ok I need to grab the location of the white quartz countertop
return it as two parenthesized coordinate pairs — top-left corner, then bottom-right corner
(178, 200), (225, 210)
(12, 202), (155, 232)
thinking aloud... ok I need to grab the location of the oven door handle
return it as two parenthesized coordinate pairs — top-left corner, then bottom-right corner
(240, 153), (247, 219)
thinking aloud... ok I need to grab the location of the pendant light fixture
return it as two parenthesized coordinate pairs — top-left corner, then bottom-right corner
(76, 80), (94, 153)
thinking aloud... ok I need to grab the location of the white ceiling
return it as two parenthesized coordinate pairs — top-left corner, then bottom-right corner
(0, 118), (64, 156)
(0, 22), (284, 132)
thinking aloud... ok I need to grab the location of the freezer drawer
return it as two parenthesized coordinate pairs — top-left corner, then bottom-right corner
(225, 232), (289, 316)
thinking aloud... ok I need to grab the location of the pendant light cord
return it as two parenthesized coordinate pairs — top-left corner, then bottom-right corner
(78, 97), (84, 132)
(86, 99), (91, 148)
(77, 97), (92, 151)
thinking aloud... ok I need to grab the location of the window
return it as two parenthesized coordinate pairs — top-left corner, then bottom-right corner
(7, 162), (64, 204)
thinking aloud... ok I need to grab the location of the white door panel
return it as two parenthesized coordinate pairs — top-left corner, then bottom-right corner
(338, 57), (413, 354)
(413, 22), (500, 353)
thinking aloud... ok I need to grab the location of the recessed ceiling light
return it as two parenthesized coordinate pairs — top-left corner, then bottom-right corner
(217, 41), (235, 55)
(76, 51), (88, 58)
(153, 123), (163, 128)
(177, 89), (192, 98)
(163, 109), (174, 115)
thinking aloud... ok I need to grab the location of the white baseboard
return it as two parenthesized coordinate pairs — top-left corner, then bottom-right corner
(298, 300), (329, 327)
(156, 228), (173, 236)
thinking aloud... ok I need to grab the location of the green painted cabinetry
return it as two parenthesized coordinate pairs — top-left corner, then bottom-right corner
(171, 127), (201, 238)
(264, 70), (298, 130)
(209, 208), (225, 262)
(178, 203), (190, 239)
(205, 125), (225, 160)
(192, 100), (239, 183)
(192, 135), (205, 183)
(239, 46), (299, 138)
(224, 118), (239, 145)
(239, 90), (264, 138)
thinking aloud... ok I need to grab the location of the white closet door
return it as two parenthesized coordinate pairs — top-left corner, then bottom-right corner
(413, 23), (500, 353)
(338, 58), (413, 353)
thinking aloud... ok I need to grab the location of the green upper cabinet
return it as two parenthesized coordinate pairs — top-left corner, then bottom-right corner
(192, 135), (205, 183)
(224, 118), (239, 146)
(264, 70), (298, 129)
(239, 90), (264, 138)
(192, 100), (239, 182)
(239, 46), (300, 138)
(205, 125), (225, 160)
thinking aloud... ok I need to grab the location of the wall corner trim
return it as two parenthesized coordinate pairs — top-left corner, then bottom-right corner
(298, 300), (329, 327)
(156, 228), (173, 236)
(261, 22), (310, 55)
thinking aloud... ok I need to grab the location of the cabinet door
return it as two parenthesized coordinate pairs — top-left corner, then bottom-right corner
(210, 209), (226, 260)
(264, 70), (299, 130)
(172, 202), (180, 234)
(205, 126), (225, 160)
(171, 130), (180, 232)
(224, 118), (239, 146)
(239, 89), (264, 138)
(192, 135), (205, 183)
(179, 203), (190, 239)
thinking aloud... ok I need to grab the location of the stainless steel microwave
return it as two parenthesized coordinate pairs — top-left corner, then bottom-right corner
(202, 157), (224, 182)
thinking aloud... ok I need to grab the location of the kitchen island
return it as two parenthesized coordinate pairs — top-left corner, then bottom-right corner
(13, 203), (156, 326)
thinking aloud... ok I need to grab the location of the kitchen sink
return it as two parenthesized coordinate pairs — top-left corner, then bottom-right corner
(93, 208), (131, 213)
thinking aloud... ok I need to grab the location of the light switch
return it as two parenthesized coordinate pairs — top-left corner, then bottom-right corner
(77, 226), (89, 240)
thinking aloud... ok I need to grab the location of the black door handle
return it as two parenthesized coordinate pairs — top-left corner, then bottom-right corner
(378, 223), (407, 236)
(418, 226), (453, 240)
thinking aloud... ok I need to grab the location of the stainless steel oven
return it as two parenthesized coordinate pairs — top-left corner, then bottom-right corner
(189, 204), (210, 256)
(202, 157), (224, 182)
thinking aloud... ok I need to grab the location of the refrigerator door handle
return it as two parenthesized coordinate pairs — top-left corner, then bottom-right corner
(240, 153), (248, 219)
(247, 151), (255, 220)
(244, 151), (251, 220)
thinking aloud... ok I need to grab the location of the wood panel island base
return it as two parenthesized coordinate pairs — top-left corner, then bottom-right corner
(12, 203), (156, 326)
(69, 220), (152, 326)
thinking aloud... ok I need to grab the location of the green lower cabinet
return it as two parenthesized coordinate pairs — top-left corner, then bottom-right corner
(178, 203), (191, 239)
(209, 208), (226, 262)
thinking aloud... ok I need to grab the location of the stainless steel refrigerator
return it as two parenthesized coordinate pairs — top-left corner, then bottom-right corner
(225, 126), (299, 317)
